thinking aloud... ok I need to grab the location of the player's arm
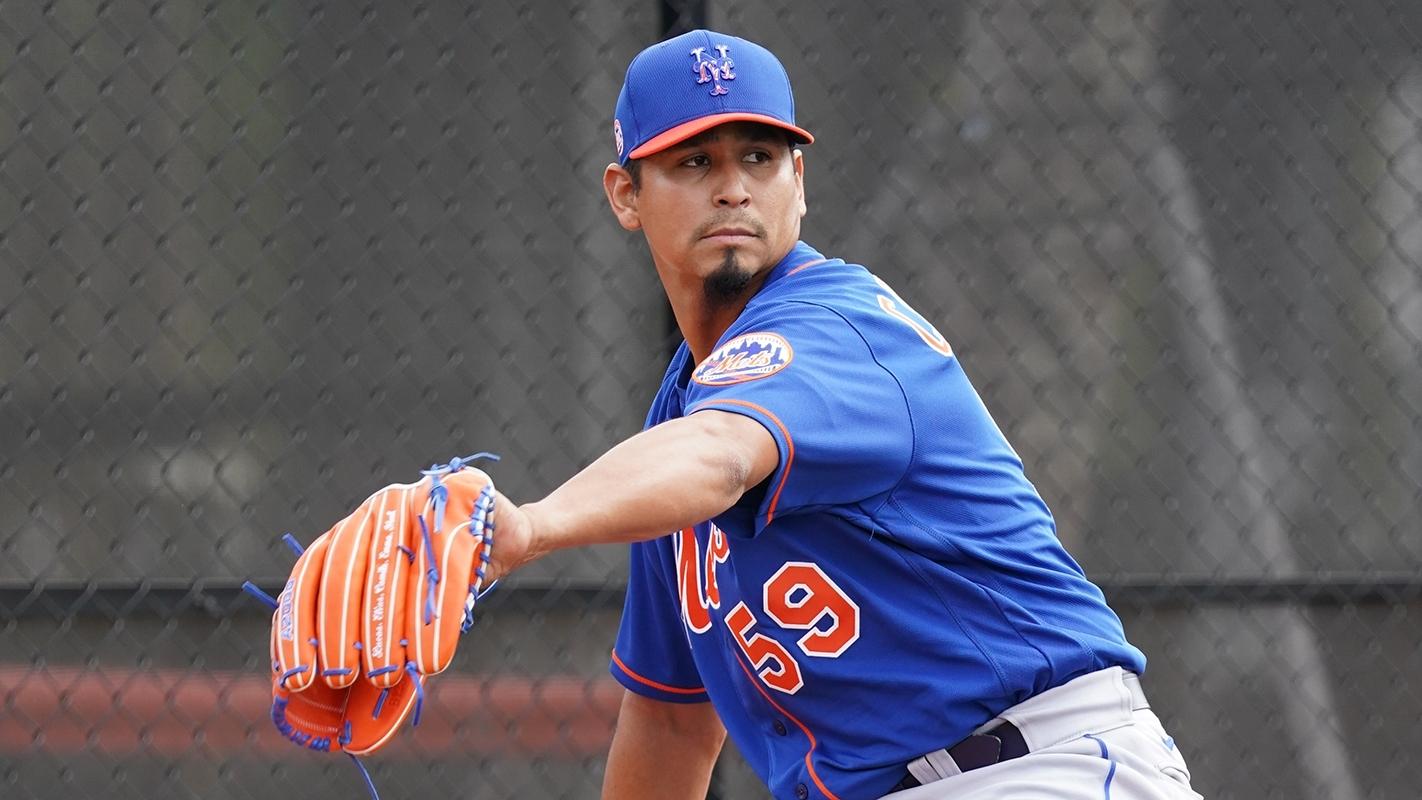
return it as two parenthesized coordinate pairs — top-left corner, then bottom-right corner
(490, 409), (777, 579)
(602, 690), (726, 800)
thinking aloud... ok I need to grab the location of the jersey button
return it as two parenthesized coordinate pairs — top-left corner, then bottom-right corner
(794, 783), (809, 799)
(773, 719), (788, 736)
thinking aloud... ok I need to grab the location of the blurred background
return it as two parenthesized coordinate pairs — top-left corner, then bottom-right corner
(2, 0), (1420, 798)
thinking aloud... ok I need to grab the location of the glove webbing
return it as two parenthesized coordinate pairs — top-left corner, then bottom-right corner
(419, 453), (500, 632)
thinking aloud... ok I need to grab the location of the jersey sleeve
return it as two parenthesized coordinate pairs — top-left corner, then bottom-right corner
(609, 538), (710, 703)
(684, 300), (912, 532)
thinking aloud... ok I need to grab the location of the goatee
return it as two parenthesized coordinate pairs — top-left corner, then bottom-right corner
(702, 249), (754, 307)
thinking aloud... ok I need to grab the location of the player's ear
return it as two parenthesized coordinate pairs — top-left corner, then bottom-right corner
(792, 148), (806, 218)
(603, 163), (642, 231)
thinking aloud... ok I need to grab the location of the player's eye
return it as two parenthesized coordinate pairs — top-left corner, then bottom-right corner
(681, 154), (711, 168)
(743, 150), (772, 164)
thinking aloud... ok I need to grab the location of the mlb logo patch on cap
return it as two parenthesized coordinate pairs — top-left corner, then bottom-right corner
(612, 30), (813, 164)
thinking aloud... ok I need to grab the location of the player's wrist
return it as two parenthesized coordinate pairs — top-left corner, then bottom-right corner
(501, 499), (551, 573)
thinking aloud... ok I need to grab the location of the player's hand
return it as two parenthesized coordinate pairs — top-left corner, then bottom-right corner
(484, 490), (535, 584)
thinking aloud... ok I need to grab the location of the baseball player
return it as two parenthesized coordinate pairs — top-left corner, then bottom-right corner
(262, 27), (1203, 800)
(484, 29), (1203, 800)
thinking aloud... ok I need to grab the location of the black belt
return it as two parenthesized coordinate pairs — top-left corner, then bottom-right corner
(889, 720), (1031, 792)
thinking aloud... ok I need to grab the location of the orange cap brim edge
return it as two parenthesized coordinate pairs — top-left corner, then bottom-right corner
(627, 113), (814, 160)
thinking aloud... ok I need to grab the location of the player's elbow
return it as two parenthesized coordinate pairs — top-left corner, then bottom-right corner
(719, 445), (752, 501)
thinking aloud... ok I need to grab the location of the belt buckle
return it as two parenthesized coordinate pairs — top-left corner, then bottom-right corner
(947, 731), (1004, 771)
(893, 721), (1028, 792)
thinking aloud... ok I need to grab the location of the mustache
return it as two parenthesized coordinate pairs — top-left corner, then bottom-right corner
(692, 215), (766, 240)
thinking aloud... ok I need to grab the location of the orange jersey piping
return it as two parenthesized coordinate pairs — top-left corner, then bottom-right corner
(610, 649), (706, 696)
(785, 258), (828, 277)
(730, 644), (842, 799)
(688, 398), (794, 524)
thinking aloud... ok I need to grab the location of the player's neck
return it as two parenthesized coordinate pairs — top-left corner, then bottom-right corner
(661, 272), (769, 365)
(674, 304), (747, 364)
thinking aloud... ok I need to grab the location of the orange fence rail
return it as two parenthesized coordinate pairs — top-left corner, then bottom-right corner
(0, 667), (622, 759)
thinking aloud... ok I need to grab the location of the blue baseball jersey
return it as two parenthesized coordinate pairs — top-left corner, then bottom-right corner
(610, 241), (1145, 800)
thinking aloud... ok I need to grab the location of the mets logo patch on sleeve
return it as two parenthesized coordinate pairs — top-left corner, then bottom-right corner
(692, 332), (794, 386)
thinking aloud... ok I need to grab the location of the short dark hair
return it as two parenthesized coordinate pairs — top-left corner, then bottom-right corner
(621, 128), (801, 193)
(625, 158), (643, 191)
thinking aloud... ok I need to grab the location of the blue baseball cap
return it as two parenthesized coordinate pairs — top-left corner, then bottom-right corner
(612, 29), (814, 165)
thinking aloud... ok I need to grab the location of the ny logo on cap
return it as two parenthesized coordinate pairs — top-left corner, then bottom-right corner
(691, 45), (735, 96)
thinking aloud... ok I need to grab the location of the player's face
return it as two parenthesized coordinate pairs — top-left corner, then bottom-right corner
(606, 122), (807, 296)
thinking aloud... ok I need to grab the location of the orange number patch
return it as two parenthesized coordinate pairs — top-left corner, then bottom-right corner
(763, 562), (861, 657)
(676, 530), (863, 695)
(727, 601), (805, 694)
(874, 276), (952, 357)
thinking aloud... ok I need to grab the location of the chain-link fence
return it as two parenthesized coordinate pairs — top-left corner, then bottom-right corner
(3, 1), (1419, 798)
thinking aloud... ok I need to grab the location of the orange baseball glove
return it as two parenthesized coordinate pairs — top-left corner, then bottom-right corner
(245, 455), (497, 761)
